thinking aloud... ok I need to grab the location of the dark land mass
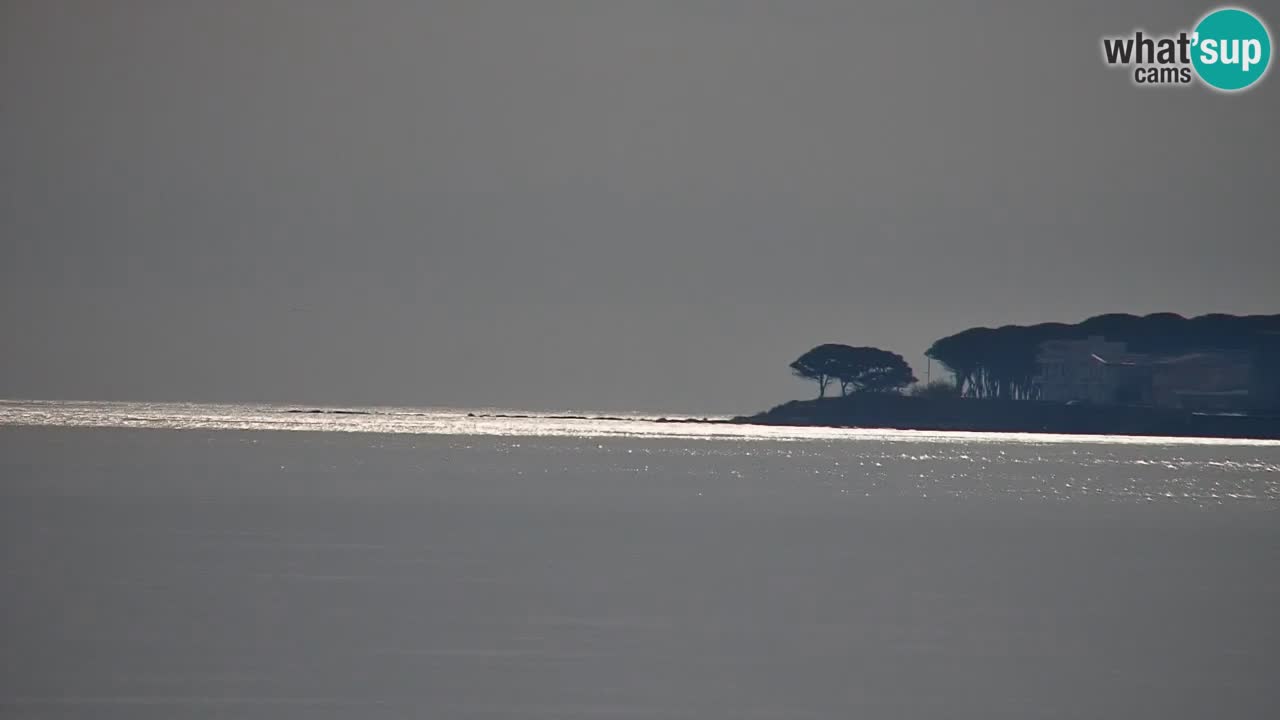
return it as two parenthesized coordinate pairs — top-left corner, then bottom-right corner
(737, 394), (1280, 441)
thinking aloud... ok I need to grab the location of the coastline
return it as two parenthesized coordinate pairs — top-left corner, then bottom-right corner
(736, 394), (1280, 441)
(5, 398), (1280, 443)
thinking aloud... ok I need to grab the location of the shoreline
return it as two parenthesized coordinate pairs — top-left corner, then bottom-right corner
(4, 398), (1280, 443)
(736, 394), (1280, 441)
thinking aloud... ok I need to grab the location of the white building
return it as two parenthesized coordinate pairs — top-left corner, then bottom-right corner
(1033, 336), (1129, 403)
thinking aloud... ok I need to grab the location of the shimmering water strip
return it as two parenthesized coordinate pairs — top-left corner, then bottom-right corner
(2, 399), (1280, 447)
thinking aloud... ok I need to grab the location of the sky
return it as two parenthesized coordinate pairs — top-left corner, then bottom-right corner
(3, 1), (1278, 414)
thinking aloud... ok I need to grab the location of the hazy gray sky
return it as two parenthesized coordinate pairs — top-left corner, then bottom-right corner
(3, 1), (1278, 413)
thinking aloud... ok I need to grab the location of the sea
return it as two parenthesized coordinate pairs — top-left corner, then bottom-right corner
(2, 399), (1279, 719)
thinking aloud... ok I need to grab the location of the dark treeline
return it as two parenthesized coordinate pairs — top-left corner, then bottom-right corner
(790, 345), (917, 398)
(925, 313), (1280, 400)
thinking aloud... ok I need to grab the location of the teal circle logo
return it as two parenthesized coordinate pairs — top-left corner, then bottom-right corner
(1192, 8), (1271, 91)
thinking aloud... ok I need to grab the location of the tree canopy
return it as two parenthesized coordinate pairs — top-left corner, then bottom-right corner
(790, 345), (917, 398)
(925, 313), (1280, 400)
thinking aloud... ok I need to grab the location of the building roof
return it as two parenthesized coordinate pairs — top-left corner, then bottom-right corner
(1092, 351), (1249, 368)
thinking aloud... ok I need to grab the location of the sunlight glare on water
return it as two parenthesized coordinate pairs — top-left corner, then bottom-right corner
(2, 400), (1278, 509)
(3, 399), (1280, 446)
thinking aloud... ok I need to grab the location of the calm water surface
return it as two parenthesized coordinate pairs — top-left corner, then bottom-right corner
(2, 401), (1279, 718)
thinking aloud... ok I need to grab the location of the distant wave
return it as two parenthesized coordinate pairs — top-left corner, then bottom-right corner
(283, 409), (374, 416)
